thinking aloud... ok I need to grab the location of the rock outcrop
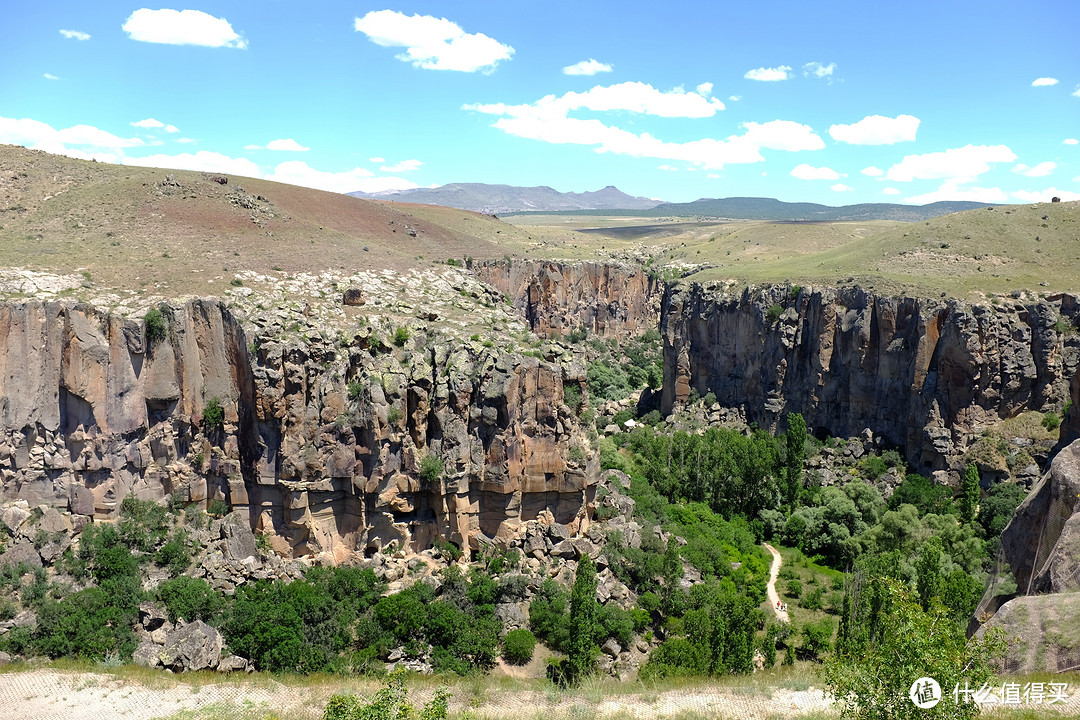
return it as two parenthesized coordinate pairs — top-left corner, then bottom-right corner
(0, 298), (597, 560)
(475, 260), (663, 339)
(661, 283), (1079, 473)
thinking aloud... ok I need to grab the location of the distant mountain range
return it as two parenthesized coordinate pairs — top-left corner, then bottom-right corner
(347, 183), (661, 214)
(516, 196), (993, 222)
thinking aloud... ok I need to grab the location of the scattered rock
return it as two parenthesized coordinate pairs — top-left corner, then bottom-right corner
(160, 620), (224, 672)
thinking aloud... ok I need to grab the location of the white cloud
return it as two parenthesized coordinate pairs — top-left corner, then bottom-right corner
(380, 159), (422, 172)
(467, 89), (821, 170)
(1074, 87), (1080, 98)
(903, 182), (1009, 204)
(791, 163), (840, 180)
(176, 137), (196, 143)
(563, 59), (612, 76)
(1012, 188), (1080, 202)
(60, 29), (91, 41)
(830, 114), (920, 145)
(729, 95), (741, 102)
(886, 144), (1016, 182)
(368, 156), (385, 163)
(831, 183), (853, 192)
(804, 62), (835, 78)
(43, 74), (59, 81)
(696, 82), (713, 96)
(124, 150), (260, 176)
(122, 9), (247, 49)
(744, 65), (792, 81)
(266, 160), (418, 194)
(354, 10), (513, 73)
(131, 118), (165, 129)
(861, 166), (884, 177)
(0, 116), (145, 156)
(658, 164), (678, 172)
(1065, 138), (1078, 145)
(164, 125), (179, 133)
(1032, 77), (1059, 87)
(1013, 161), (1056, 177)
(882, 187), (900, 195)
(267, 138), (309, 152)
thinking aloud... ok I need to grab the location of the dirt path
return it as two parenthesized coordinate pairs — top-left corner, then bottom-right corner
(764, 543), (790, 623)
(0, 667), (836, 720)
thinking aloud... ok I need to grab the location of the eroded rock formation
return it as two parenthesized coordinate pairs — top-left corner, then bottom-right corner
(0, 299), (596, 560)
(661, 283), (1080, 473)
(474, 259), (663, 339)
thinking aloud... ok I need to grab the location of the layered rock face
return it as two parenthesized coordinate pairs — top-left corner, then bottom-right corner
(977, 439), (1080, 672)
(661, 284), (1079, 473)
(474, 260), (663, 338)
(0, 299), (595, 560)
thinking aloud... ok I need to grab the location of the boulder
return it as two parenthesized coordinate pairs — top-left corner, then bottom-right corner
(69, 486), (96, 516)
(217, 654), (250, 673)
(38, 507), (72, 535)
(0, 542), (42, 572)
(0, 651), (11, 665)
(160, 620), (223, 672)
(342, 288), (366, 306)
(139, 602), (169, 631)
(1, 503), (31, 534)
(132, 641), (162, 668)
(222, 511), (257, 563)
(602, 638), (622, 657)
(494, 602), (528, 633)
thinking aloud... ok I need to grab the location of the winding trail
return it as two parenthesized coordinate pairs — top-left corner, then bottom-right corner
(764, 543), (790, 623)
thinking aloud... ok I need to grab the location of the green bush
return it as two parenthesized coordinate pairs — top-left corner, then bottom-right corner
(420, 455), (444, 484)
(207, 498), (230, 517)
(1043, 412), (1061, 431)
(785, 579), (803, 599)
(145, 307), (167, 343)
(392, 326), (409, 346)
(387, 406), (402, 424)
(323, 670), (450, 720)
(502, 628), (537, 665)
(156, 576), (223, 623)
(156, 529), (192, 576)
(347, 380), (364, 401)
(766, 304), (784, 323)
(202, 397), (225, 430)
(563, 382), (582, 410)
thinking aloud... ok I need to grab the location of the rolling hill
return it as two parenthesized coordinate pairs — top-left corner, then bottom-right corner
(348, 183), (661, 214)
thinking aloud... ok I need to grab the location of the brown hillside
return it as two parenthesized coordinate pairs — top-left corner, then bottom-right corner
(0, 145), (531, 297)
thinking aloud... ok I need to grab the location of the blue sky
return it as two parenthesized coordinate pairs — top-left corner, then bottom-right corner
(2, 1), (1078, 204)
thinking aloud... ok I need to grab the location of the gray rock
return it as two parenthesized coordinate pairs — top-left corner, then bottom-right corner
(38, 507), (71, 535)
(139, 602), (169, 631)
(217, 654), (250, 673)
(222, 511), (257, 563)
(0, 651), (11, 665)
(1, 504), (30, 534)
(160, 620), (223, 671)
(494, 602), (528, 632)
(550, 540), (577, 559)
(69, 486), (95, 516)
(133, 641), (162, 668)
(0, 542), (42, 572)
(547, 524), (571, 543)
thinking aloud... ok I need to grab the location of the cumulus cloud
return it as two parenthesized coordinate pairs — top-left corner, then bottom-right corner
(831, 183), (853, 192)
(467, 86), (821, 170)
(804, 62), (835, 78)
(1013, 161), (1056, 177)
(882, 187), (900, 195)
(0, 116), (145, 158)
(696, 82), (713, 96)
(563, 59), (612, 76)
(791, 164), (840, 180)
(830, 114), (920, 145)
(1013, 188), (1080, 202)
(380, 159), (422, 172)
(886, 144), (1016, 182)
(43, 74), (59, 81)
(729, 95), (741, 102)
(744, 65), (792, 81)
(59, 29), (90, 41)
(354, 10), (513, 72)
(903, 182), (1009, 204)
(861, 166), (884, 177)
(122, 9), (247, 48)
(1032, 77), (1059, 87)
(125, 150), (259, 175)
(267, 139), (310, 151)
(1065, 138), (1079, 145)
(266, 160), (418, 194)
(368, 157), (386, 163)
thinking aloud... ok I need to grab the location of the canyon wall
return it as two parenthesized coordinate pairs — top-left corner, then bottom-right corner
(0, 299), (595, 561)
(474, 259), (663, 339)
(662, 284), (1080, 474)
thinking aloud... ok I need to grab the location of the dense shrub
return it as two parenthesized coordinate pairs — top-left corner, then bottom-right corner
(202, 397), (225, 430)
(156, 576), (223, 623)
(420, 455), (444, 484)
(145, 307), (168, 343)
(502, 628), (537, 665)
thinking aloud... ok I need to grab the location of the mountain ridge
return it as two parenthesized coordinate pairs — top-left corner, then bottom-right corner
(348, 182), (661, 214)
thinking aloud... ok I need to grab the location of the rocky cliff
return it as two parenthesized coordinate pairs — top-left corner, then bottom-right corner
(474, 260), (663, 339)
(0, 298), (596, 561)
(661, 283), (1080, 474)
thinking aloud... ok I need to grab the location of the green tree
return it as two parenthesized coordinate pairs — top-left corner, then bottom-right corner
(567, 555), (600, 685)
(959, 464), (980, 524)
(826, 579), (1002, 720)
(785, 413), (807, 507)
(502, 628), (537, 665)
(915, 537), (944, 612)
